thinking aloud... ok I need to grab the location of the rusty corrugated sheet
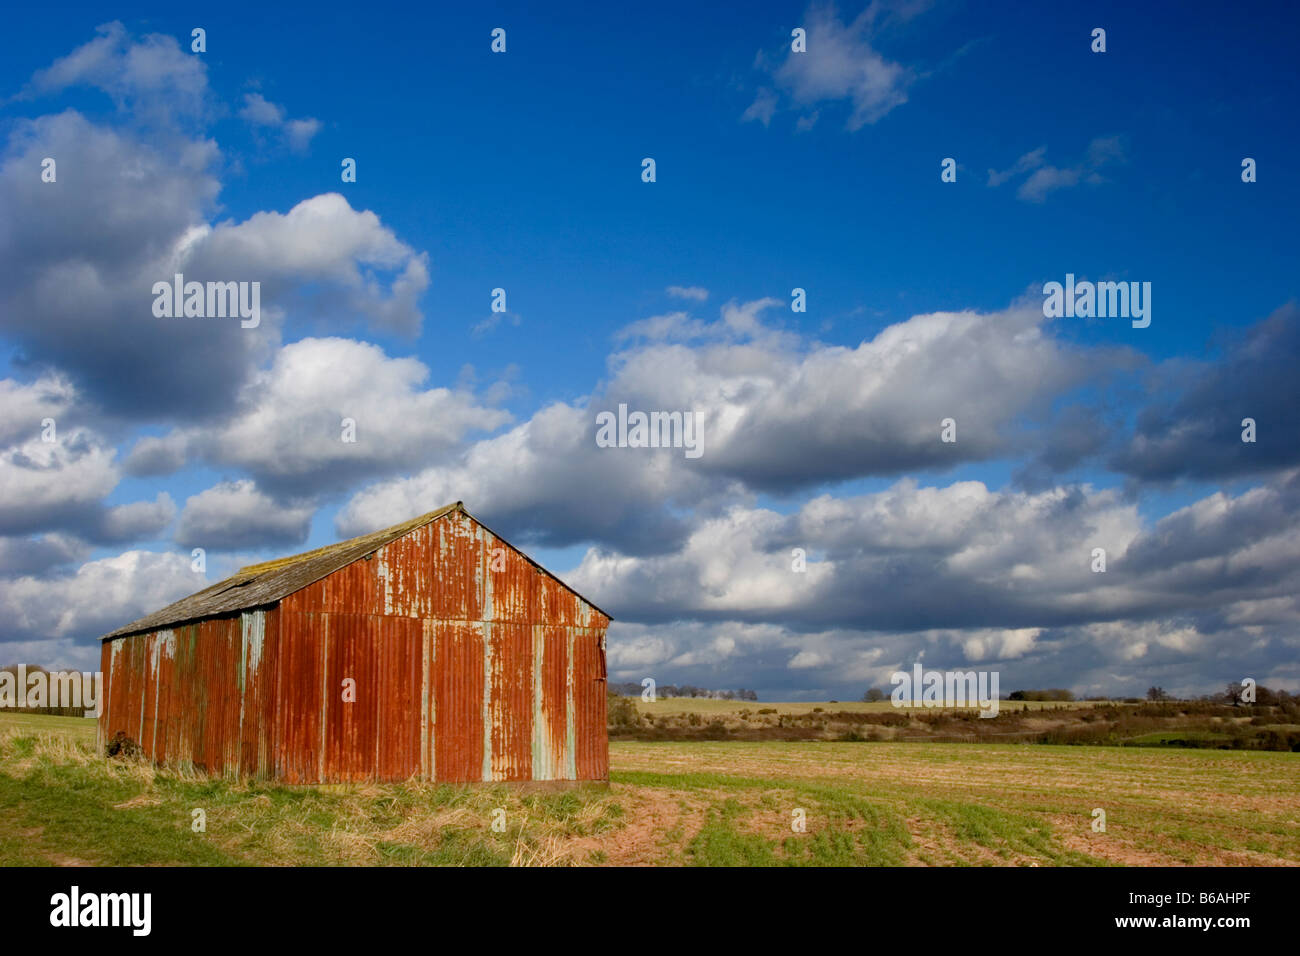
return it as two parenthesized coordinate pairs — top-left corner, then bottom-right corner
(433, 619), (484, 782)
(98, 508), (610, 784)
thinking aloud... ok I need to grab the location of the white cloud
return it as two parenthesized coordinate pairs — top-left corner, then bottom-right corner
(174, 480), (313, 551)
(2, 28), (431, 419)
(0, 374), (77, 447)
(0, 550), (201, 649)
(23, 21), (209, 123)
(188, 193), (430, 334)
(0, 432), (118, 536)
(987, 136), (1125, 203)
(238, 92), (284, 126)
(339, 296), (1124, 552)
(192, 337), (509, 492)
(748, 3), (918, 131)
(239, 92), (321, 152)
(122, 433), (190, 477)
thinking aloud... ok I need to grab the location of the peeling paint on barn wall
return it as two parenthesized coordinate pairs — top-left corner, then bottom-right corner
(97, 505), (610, 784)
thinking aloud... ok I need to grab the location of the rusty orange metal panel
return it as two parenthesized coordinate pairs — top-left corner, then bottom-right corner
(488, 622), (533, 782)
(137, 633), (158, 759)
(124, 633), (146, 744)
(375, 615), (423, 781)
(322, 613), (376, 781)
(331, 557), (382, 614)
(429, 510), (484, 621)
(281, 556), (374, 615)
(149, 630), (176, 765)
(572, 628), (608, 781)
(238, 609), (274, 777)
(375, 528), (422, 618)
(433, 620), (484, 782)
(535, 625), (572, 780)
(274, 611), (326, 783)
(316, 612), (422, 782)
(546, 577), (582, 628)
(191, 618), (240, 776)
(488, 532), (539, 626)
(256, 607), (281, 778)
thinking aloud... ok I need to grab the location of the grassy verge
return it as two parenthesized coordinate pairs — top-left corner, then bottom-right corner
(0, 713), (621, 866)
(5, 712), (1296, 867)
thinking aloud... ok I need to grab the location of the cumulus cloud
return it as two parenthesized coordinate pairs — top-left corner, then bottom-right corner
(0, 550), (202, 663)
(171, 337), (510, 494)
(338, 296), (1126, 553)
(338, 401), (702, 553)
(122, 432), (190, 477)
(0, 425), (176, 543)
(0, 533), (88, 578)
(174, 480), (313, 551)
(99, 494), (176, 543)
(183, 192), (431, 336)
(21, 21), (209, 124)
(580, 472), (1300, 697)
(0, 25), (432, 421)
(568, 481), (1147, 629)
(0, 374), (77, 447)
(621, 299), (1119, 490)
(613, 311), (711, 343)
(0, 431), (119, 537)
(1111, 303), (1300, 481)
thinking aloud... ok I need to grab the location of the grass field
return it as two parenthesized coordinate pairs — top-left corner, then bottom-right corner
(2, 711), (1296, 866)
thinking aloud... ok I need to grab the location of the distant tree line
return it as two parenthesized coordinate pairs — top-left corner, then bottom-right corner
(608, 682), (758, 701)
(1009, 689), (1076, 701)
(1220, 682), (1292, 706)
(1142, 684), (1294, 705)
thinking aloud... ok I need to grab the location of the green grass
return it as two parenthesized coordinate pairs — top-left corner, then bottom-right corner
(1, 713), (97, 739)
(0, 712), (620, 866)
(609, 740), (1300, 866)
(4, 712), (1296, 867)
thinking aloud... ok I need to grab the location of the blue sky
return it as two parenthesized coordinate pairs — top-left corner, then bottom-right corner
(2, 1), (1297, 699)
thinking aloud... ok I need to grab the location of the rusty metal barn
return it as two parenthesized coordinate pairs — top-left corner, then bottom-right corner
(98, 502), (610, 784)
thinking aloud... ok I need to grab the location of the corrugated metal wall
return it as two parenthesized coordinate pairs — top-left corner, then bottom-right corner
(99, 511), (609, 783)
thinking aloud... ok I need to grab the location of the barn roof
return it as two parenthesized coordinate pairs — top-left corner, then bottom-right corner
(101, 502), (610, 640)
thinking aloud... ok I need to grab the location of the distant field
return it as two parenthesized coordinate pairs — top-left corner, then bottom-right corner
(634, 697), (1099, 716)
(2, 711), (1296, 866)
(606, 740), (1300, 865)
(0, 713), (97, 738)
